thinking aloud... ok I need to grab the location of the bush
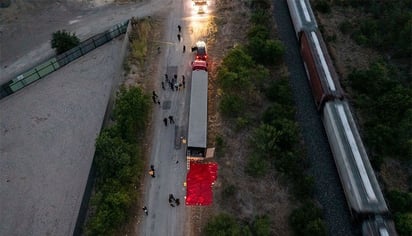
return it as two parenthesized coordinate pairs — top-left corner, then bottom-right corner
(290, 202), (326, 236)
(348, 63), (412, 162)
(219, 94), (245, 117)
(252, 215), (271, 236)
(51, 30), (80, 54)
(114, 86), (150, 141)
(339, 20), (352, 34)
(204, 213), (241, 236)
(394, 213), (412, 236)
(314, 0), (331, 13)
(245, 153), (270, 177)
(387, 190), (412, 213)
(222, 184), (237, 200)
(86, 85), (148, 234)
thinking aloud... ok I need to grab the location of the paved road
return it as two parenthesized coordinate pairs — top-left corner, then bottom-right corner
(137, 1), (212, 236)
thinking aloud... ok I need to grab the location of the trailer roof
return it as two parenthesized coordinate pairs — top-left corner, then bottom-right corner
(323, 101), (388, 213)
(188, 70), (208, 148)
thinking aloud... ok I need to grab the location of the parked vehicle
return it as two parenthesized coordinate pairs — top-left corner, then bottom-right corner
(187, 59), (208, 160)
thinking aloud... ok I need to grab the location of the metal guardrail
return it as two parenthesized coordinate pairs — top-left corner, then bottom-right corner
(0, 20), (129, 100)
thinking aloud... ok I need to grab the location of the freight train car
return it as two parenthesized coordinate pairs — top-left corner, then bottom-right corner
(322, 100), (388, 217)
(287, 0), (317, 38)
(286, 0), (397, 235)
(299, 30), (343, 110)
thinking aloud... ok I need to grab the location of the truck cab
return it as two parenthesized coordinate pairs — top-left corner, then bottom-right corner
(192, 41), (207, 61)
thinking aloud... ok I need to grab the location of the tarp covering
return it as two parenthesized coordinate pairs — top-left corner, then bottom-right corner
(185, 162), (218, 205)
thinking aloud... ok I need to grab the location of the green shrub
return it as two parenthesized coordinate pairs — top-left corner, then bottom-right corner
(290, 201), (326, 236)
(219, 94), (245, 117)
(387, 190), (412, 213)
(114, 86), (150, 141)
(235, 116), (250, 130)
(338, 20), (352, 34)
(51, 30), (80, 54)
(292, 175), (315, 200)
(245, 153), (270, 177)
(394, 213), (412, 236)
(222, 184), (237, 200)
(252, 215), (271, 236)
(264, 78), (293, 106)
(204, 213), (241, 236)
(314, 0), (331, 13)
(251, 9), (270, 26)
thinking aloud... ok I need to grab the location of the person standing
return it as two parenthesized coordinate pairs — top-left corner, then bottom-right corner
(169, 115), (175, 124)
(178, 25), (181, 32)
(183, 45), (186, 53)
(163, 118), (168, 126)
(142, 206), (148, 215)
(177, 34), (181, 41)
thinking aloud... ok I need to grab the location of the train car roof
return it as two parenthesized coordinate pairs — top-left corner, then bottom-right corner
(302, 30), (342, 97)
(287, 0), (318, 33)
(323, 101), (388, 214)
(187, 70), (208, 149)
(362, 216), (398, 236)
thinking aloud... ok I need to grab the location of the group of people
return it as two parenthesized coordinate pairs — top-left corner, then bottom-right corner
(163, 73), (185, 91)
(163, 115), (175, 126)
(143, 24), (186, 218)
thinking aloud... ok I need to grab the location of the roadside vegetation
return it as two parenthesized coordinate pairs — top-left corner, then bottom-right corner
(85, 86), (150, 235)
(313, 1), (412, 234)
(204, 1), (326, 235)
(51, 30), (80, 54)
(84, 17), (154, 235)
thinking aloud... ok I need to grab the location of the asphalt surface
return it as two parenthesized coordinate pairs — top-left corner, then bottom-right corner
(272, 1), (359, 235)
(136, 1), (213, 235)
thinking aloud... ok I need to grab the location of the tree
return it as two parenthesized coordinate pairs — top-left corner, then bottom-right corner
(290, 201), (326, 236)
(114, 86), (150, 141)
(252, 215), (271, 236)
(51, 30), (80, 54)
(387, 190), (412, 213)
(394, 213), (412, 236)
(204, 213), (241, 236)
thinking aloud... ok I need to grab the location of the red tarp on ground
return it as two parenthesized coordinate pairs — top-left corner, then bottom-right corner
(185, 161), (218, 206)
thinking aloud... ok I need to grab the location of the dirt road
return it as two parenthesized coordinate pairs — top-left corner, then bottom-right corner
(136, 1), (212, 236)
